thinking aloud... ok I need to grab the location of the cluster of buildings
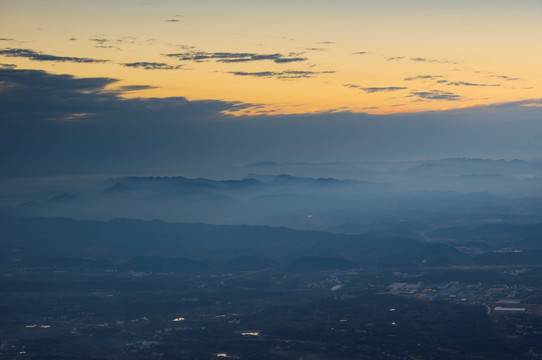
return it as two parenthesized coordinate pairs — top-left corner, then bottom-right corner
(386, 281), (541, 315)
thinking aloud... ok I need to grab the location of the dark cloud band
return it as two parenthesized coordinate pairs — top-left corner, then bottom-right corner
(0, 68), (540, 177)
(0, 48), (108, 63)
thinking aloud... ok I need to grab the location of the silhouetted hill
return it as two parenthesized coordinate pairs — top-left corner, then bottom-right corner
(18, 257), (113, 270)
(284, 256), (358, 272)
(2, 215), (541, 269)
(47, 194), (76, 203)
(378, 243), (465, 268)
(0, 216), (445, 265)
(428, 223), (542, 249)
(122, 256), (210, 273)
(220, 255), (278, 271)
(104, 182), (132, 193)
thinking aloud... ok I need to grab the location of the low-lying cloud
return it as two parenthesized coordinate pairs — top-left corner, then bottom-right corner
(1, 68), (541, 177)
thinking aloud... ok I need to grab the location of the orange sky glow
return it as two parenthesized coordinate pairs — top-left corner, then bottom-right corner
(1, 0), (541, 116)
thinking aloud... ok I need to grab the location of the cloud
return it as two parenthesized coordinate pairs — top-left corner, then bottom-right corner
(410, 57), (430, 62)
(229, 70), (335, 79)
(0, 48), (108, 63)
(88, 38), (122, 50)
(403, 75), (443, 81)
(388, 56), (457, 64)
(0, 68), (249, 176)
(411, 90), (461, 101)
(122, 62), (183, 70)
(273, 56), (307, 63)
(167, 14), (182, 22)
(446, 81), (500, 87)
(410, 57), (457, 64)
(404, 77), (499, 87)
(175, 44), (196, 50)
(353, 51), (367, 55)
(117, 85), (158, 91)
(0, 38), (14, 41)
(491, 75), (521, 81)
(362, 87), (407, 93)
(57, 112), (94, 122)
(344, 84), (407, 93)
(0, 68), (238, 116)
(1, 68), (541, 177)
(164, 51), (307, 64)
(318, 41), (335, 45)
(521, 99), (542, 108)
(89, 38), (109, 45)
(0, 63), (16, 69)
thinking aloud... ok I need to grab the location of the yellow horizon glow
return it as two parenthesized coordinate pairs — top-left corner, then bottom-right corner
(1, 0), (540, 116)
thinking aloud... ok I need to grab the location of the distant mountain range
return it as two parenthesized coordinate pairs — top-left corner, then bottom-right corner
(1, 158), (541, 237)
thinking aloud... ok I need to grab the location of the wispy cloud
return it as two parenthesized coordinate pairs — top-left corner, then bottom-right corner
(229, 70), (335, 79)
(353, 51), (367, 55)
(167, 14), (182, 22)
(410, 90), (461, 101)
(88, 38), (122, 50)
(362, 87), (407, 93)
(403, 76), (499, 87)
(388, 56), (457, 64)
(491, 75), (521, 81)
(404, 75), (444, 81)
(123, 62), (183, 70)
(409, 57), (457, 64)
(0, 48), (108, 63)
(89, 38), (109, 45)
(164, 51), (307, 64)
(344, 84), (407, 93)
(446, 81), (500, 87)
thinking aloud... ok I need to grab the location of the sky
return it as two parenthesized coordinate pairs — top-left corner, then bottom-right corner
(1, 0), (541, 177)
